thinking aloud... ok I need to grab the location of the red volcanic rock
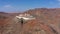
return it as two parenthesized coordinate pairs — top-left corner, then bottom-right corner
(0, 8), (60, 34)
(21, 19), (56, 34)
(23, 8), (60, 34)
(0, 12), (18, 26)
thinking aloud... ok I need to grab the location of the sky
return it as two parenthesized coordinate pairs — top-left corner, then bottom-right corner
(0, 0), (60, 12)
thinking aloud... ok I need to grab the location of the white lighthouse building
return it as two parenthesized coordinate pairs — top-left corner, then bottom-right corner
(16, 13), (35, 20)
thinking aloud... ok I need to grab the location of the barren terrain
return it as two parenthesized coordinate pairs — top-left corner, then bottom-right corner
(0, 8), (60, 34)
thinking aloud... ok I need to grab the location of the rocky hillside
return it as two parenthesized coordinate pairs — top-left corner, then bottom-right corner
(1, 16), (57, 34)
(0, 8), (60, 34)
(24, 8), (60, 34)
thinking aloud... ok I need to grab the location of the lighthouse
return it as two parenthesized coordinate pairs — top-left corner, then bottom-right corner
(16, 13), (35, 24)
